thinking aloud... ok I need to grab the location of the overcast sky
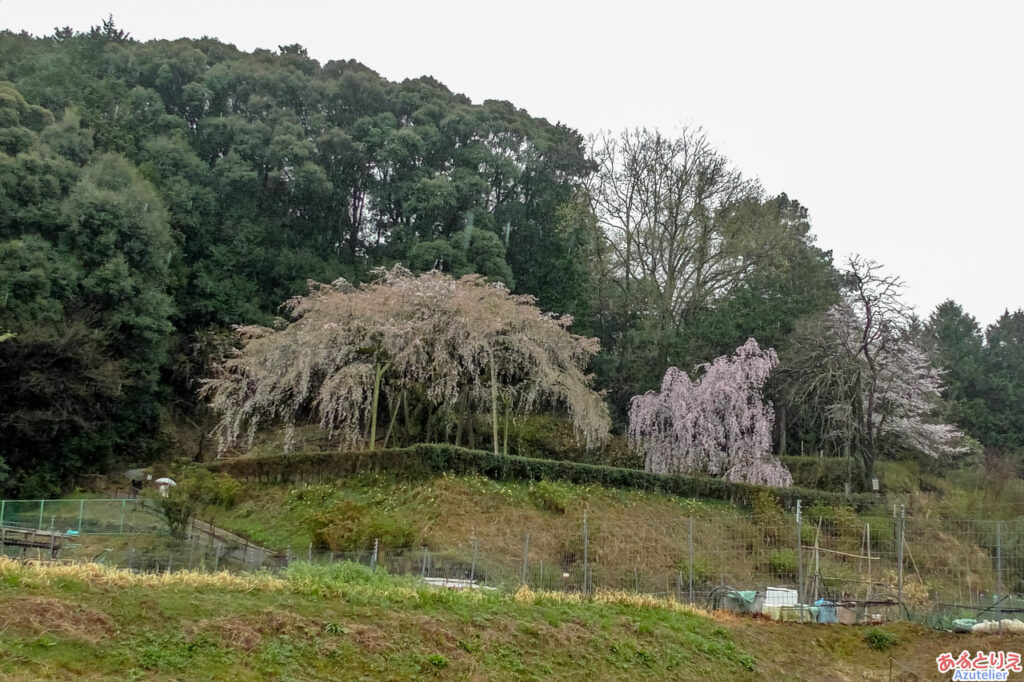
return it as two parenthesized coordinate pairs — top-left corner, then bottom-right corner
(5, 0), (1023, 326)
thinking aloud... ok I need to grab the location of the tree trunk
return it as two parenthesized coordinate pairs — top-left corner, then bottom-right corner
(455, 392), (464, 446)
(777, 404), (787, 456)
(503, 400), (510, 456)
(402, 391), (411, 445)
(368, 361), (389, 451)
(382, 391), (402, 449)
(489, 348), (499, 456)
(425, 404), (434, 443)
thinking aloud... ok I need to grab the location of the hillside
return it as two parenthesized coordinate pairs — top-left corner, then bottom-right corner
(0, 556), (1004, 681)
(193, 449), (1024, 625)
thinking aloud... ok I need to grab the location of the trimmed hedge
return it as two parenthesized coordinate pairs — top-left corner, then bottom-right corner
(208, 444), (881, 512)
(780, 456), (865, 493)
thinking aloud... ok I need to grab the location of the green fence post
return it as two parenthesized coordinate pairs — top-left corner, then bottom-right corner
(120, 500), (126, 534)
(38, 500), (44, 531)
(78, 499), (84, 533)
(0, 499), (5, 526)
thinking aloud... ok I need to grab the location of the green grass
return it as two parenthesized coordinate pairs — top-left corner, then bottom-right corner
(212, 473), (736, 554)
(0, 557), (1005, 681)
(0, 559), (759, 681)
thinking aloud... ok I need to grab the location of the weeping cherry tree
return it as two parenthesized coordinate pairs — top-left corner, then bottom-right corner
(628, 339), (793, 486)
(203, 266), (610, 454)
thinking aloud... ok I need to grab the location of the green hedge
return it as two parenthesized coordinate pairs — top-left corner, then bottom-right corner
(780, 456), (865, 493)
(208, 444), (880, 512)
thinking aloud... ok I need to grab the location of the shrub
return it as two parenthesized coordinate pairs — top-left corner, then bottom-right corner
(675, 555), (718, 587)
(780, 456), (864, 493)
(509, 415), (641, 469)
(208, 444), (881, 512)
(528, 480), (578, 514)
(150, 466), (242, 538)
(763, 549), (798, 578)
(307, 500), (420, 552)
(863, 627), (899, 651)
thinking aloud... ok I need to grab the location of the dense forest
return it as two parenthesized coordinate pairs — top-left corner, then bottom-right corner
(1, 20), (1021, 496)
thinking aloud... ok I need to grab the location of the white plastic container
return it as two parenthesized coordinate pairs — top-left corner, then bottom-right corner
(763, 586), (798, 607)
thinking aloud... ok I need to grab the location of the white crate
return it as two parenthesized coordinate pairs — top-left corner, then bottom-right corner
(764, 586), (798, 606)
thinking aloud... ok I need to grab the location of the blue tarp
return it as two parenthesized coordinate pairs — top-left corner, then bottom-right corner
(814, 599), (837, 624)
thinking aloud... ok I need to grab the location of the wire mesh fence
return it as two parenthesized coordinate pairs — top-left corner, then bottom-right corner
(3, 497), (1024, 624)
(0, 498), (166, 535)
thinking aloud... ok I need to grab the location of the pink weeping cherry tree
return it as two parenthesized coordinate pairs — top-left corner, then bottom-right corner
(628, 339), (793, 487)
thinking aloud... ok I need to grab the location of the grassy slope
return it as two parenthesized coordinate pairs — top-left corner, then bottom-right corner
(213, 473), (736, 554)
(0, 557), (1012, 681)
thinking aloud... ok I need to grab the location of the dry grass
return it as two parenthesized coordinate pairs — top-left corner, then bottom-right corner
(512, 584), (714, 617)
(1, 556), (724, 624)
(192, 610), (322, 652)
(0, 596), (114, 643)
(0, 556), (287, 593)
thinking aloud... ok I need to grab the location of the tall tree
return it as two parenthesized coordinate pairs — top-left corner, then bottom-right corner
(0, 86), (176, 494)
(781, 257), (965, 482)
(978, 310), (1024, 450)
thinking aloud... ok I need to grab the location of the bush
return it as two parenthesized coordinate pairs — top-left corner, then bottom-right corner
(780, 456), (864, 493)
(307, 499), (419, 552)
(508, 415), (641, 469)
(150, 466), (241, 538)
(763, 549), (798, 578)
(528, 480), (579, 514)
(863, 627), (899, 651)
(675, 555), (718, 586)
(208, 444), (881, 512)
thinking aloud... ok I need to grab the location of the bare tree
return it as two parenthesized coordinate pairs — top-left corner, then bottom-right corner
(781, 256), (964, 482)
(588, 127), (784, 328)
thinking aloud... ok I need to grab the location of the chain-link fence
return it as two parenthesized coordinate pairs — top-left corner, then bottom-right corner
(4, 498), (1024, 624)
(0, 498), (165, 535)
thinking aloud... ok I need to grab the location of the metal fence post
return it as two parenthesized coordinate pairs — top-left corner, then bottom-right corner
(119, 499), (126, 534)
(582, 509), (589, 595)
(688, 516), (694, 604)
(470, 535), (478, 583)
(1, 499), (5, 526)
(78, 499), (84, 533)
(897, 505), (905, 616)
(371, 538), (378, 571)
(796, 500), (803, 603)
(38, 500), (44, 531)
(521, 532), (530, 586)
(997, 521), (1003, 623)
(286, 546), (291, 566)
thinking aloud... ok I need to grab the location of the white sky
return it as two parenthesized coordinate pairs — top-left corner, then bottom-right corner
(4, 0), (1023, 326)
